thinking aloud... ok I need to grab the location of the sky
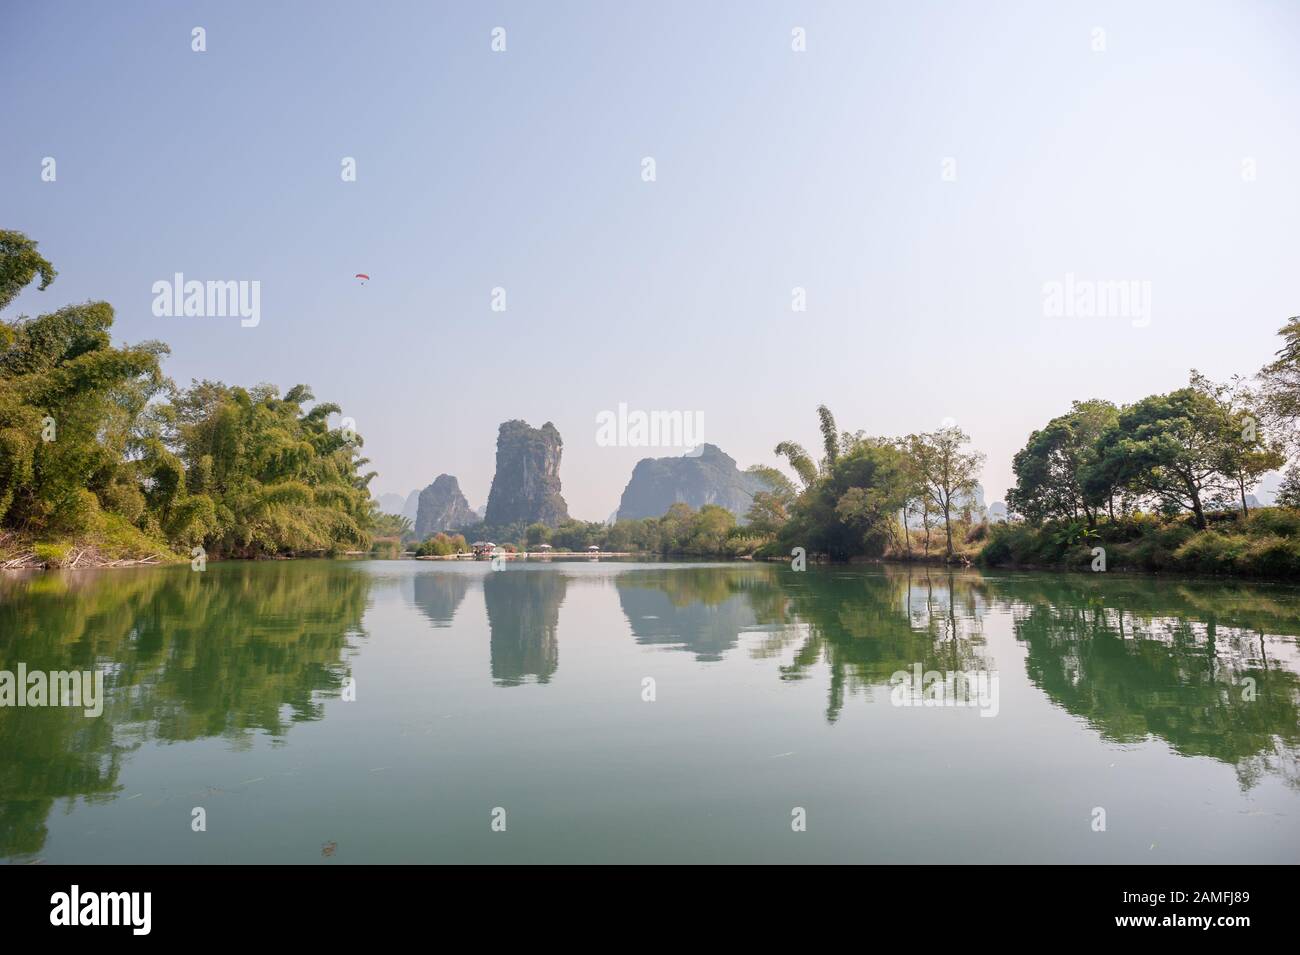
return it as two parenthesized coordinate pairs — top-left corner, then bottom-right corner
(3, 1), (1298, 519)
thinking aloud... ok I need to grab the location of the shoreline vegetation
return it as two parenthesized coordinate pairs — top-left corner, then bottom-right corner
(4, 229), (1299, 580)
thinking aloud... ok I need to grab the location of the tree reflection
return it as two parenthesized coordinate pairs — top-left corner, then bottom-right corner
(0, 562), (371, 858)
(986, 574), (1300, 791)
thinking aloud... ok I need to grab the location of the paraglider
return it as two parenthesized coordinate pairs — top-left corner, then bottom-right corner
(355, 273), (369, 285)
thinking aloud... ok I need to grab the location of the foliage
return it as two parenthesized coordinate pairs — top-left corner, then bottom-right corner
(0, 230), (57, 314)
(1258, 315), (1300, 435)
(369, 511), (412, 540)
(904, 426), (985, 557)
(1007, 399), (1118, 525)
(981, 507), (1300, 578)
(1, 230), (377, 561)
(413, 532), (467, 557)
(1090, 386), (1252, 529)
(1276, 465), (1300, 509)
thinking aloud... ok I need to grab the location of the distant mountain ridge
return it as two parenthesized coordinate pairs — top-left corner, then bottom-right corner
(375, 488), (425, 523)
(616, 444), (770, 523)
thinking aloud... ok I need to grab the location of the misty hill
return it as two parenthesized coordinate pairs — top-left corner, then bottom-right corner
(376, 489), (422, 523)
(616, 444), (771, 523)
(414, 474), (478, 538)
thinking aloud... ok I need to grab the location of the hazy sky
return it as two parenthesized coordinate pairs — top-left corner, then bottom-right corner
(4, 1), (1298, 519)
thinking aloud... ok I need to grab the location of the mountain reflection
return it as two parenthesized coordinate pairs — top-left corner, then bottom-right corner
(410, 571), (472, 628)
(616, 566), (766, 661)
(482, 569), (566, 686)
(0, 562), (371, 858)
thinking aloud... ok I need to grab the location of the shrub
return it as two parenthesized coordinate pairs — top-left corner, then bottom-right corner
(32, 541), (72, 566)
(1244, 507), (1300, 538)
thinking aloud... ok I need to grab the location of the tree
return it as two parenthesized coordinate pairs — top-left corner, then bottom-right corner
(905, 427), (985, 558)
(1091, 387), (1232, 529)
(904, 491), (940, 556)
(1, 233), (167, 536)
(370, 511), (412, 539)
(1191, 372), (1285, 516)
(163, 380), (374, 556)
(775, 405), (854, 489)
(1276, 465), (1300, 509)
(775, 432), (913, 560)
(816, 404), (840, 471)
(742, 464), (796, 540)
(774, 440), (817, 488)
(1007, 400), (1118, 526)
(686, 504), (736, 554)
(1259, 315), (1300, 436)
(827, 438), (912, 555)
(0, 230), (57, 314)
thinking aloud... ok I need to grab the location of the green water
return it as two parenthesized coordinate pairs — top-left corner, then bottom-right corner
(1, 560), (1297, 864)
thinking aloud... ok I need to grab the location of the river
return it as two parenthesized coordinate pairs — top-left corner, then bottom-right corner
(1, 560), (1296, 863)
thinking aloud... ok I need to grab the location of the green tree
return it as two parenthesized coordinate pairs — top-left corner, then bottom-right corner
(1007, 400), (1119, 526)
(742, 464), (796, 540)
(774, 440), (818, 488)
(370, 511), (412, 539)
(0, 230), (57, 314)
(1276, 465), (1300, 509)
(1191, 372), (1285, 516)
(1259, 315), (1300, 432)
(905, 427), (985, 557)
(1, 233), (168, 538)
(165, 380), (372, 556)
(1091, 387), (1231, 529)
(777, 435), (913, 559)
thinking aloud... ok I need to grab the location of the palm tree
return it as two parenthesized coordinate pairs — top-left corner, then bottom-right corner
(775, 404), (842, 488)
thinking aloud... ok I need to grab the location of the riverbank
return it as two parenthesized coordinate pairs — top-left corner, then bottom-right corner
(9, 509), (1300, 583)
(0, 522), (186, 571)
(978, 508), (1300, 579)
(412, 550), (641, 560)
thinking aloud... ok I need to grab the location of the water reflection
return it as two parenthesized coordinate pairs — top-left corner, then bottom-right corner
(2, 560), (1299, 861)
(750, 568), (990, 723)
(616, 566), (764, 661)
(410, 572), (471, 628)
(614, 566), (992, 721)
(0, 561), (371, 857)
(482, 570), (566, 686)
(987, 575), (1300, 791)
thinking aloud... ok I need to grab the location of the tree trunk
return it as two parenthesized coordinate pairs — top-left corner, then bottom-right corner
(943, 499), (953, 557)
(1189, 484), (1207, 530)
